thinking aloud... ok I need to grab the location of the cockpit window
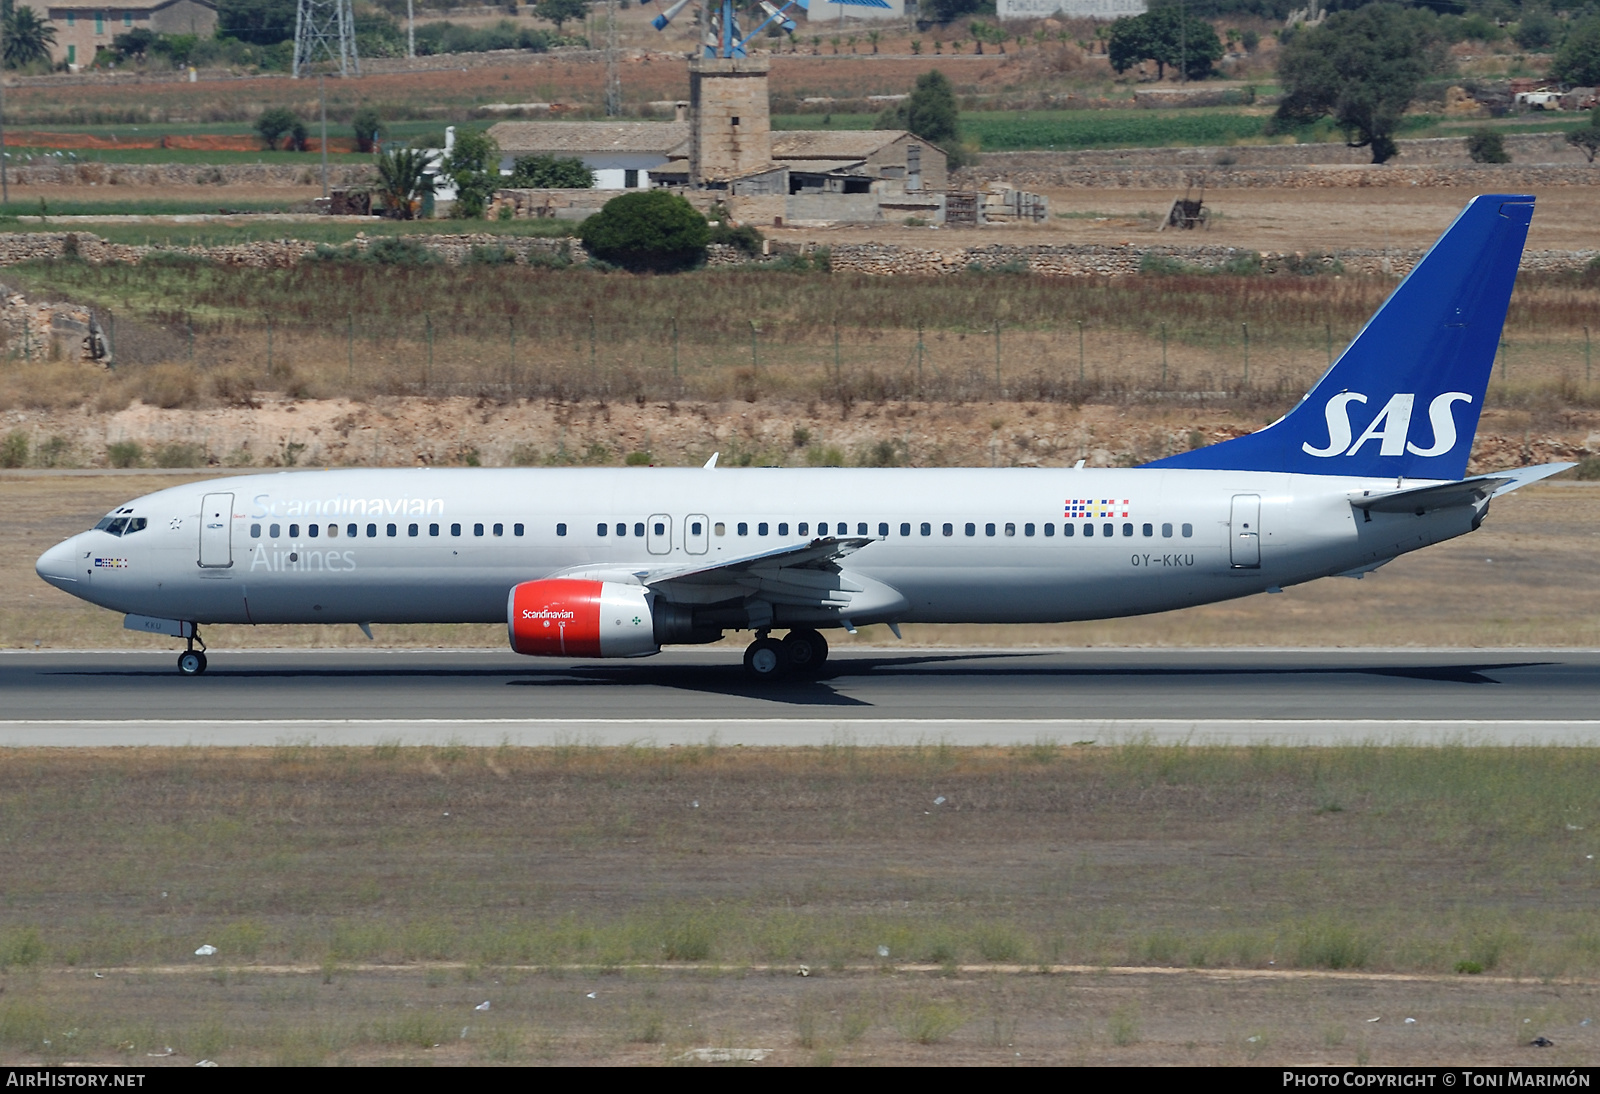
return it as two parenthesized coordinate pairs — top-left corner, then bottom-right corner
(123, 517), (147, 535)
(94, 510), (145, 537)
(105, 517), (129, 536)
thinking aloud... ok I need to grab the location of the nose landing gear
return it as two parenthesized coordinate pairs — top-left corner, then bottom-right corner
(176, 628), (208, 676)
(742, 628), (830, 680)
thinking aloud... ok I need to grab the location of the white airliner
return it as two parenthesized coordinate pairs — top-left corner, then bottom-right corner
(35, 194), (1569, 678)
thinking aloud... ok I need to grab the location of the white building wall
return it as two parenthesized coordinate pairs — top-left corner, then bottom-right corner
(997, 0), (1144, 18)
(804, 0), (905, 25)
(592, 168), (651, 190)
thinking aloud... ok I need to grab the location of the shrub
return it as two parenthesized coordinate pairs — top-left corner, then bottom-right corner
(106, 441), (143, 468)
(579, 190), (709, 272)
(466, 244), (517, 266)
(708, 221), (764, 257)
(154, 442), (206, 468)
(508, 154), (594, 189)
(352, 107), (384, 154)
(254, 106), (302, 151)
(1466, 128), (1510, 164)
(365, 236), (437, 266)
(0, 430), (28, 468)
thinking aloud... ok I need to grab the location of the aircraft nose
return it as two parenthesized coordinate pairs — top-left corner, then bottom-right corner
(36, 536), (84, 590)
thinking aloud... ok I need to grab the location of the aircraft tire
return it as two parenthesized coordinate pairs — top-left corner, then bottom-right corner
(177, 650), (206, 676)
(743, 637), (787, 680)
(783, 629), (828, 674)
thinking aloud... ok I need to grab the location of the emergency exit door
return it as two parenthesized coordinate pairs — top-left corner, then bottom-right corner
(198, 493), (234, 568)
(1230, 494), (1261, 569)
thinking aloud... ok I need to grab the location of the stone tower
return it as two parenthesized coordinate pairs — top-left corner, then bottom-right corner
(688, 56), (771, 185)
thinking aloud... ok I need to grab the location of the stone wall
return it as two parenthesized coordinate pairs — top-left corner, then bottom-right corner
(0, 283), (104, 365)
(955, 161), (1600, 190)
(0, 232), (589, 269)
(7, 162), (377, 188)
(972, 133), (1593, 169)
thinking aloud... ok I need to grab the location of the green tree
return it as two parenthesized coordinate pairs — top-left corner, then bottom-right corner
(2, 2), (56, 68)
(217, 0), (297, 45)
(1465, 126), (1509, 163)
(1551, 16), (1600, 88)
(509, 154), (594, 188)
(254, 106), (302, 151)
(535, 0), (587, 33)
(921, 0), (988, 24)
(876, 69), (965, 167)
(579, 189), (709, 272)
(1108, 5), (1223, 82)
(1513, 4), (1559, 53)
(1275, 3), (1446, 165)
(1567, 107), (1600, 164)
(444, 128), (500, 218)
(375, 145), (437, 219)
(352, 107), (385, 154)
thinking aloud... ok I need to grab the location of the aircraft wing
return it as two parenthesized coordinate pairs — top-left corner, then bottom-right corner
(542, 536), (907, 622)
(1351, 462), (1574, 514)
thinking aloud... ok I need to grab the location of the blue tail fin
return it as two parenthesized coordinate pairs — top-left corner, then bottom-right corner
(1145, 194), (1534, 480)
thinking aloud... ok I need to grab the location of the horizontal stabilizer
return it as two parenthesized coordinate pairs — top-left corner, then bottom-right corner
(1352, 462), (1573, 514)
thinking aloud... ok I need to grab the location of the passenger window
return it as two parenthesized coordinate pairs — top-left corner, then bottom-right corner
(250, 523), (261, 538)
(1162, 523), (1173, 538)
(943, 523), (953, 537)
(556, 523), (567, 537)
(450, 523), (461, 537)
(289, 524), (299, 538)
(429, 523), (439, 536)
(516, 524), (526, 537)
(328, 524), (338, 538)
(737, 522), (749, 536)
(714, 523), (726, 536)
(921, 522), (931, 536)
(778, 523), (789, 536)
(1005, 523), (1016, 537)
(1182, 523), (1194, 537)
(691, 521), (703, 535)
(1142, 523), (1153, 537)
(1023, 523), (1033, 537)
(1103, 523), (1114, 537)
(797, 523), (808, 536)
(1122, 523), (1133, 537)
(965, 523), (976, 537)
(493, 524), (504, 537)
(654, 521), (666, 536)
(348, 524), (358, 538)
(862, 523), (872, 536)
(269, 523), (281, 538)
(632, 523), (643, 538)
(471, 523), (482, 536)
(387, 523), (398, 537)
(900, 523), (911, 537)
(1083, 524), (1094, 538)
(758, 522), (769, 536)
(985, 523), (995, 536)
(616, 523), (626, 537)
(878, 523), (889, 537)
(409, 523), (419, 537)
(367, 523), (378, 538)
(1061, 523), (1073, 537)
(308, 524), (318, 538)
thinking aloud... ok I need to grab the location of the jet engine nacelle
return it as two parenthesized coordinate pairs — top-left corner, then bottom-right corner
(507, 579), (661, 658)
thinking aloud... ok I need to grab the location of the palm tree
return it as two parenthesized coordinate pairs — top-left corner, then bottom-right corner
(2, 2), (57, 69)
(375, 146), (436, 221)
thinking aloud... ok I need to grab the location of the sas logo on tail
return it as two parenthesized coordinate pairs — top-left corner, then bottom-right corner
(1302, 391), (1472, 459)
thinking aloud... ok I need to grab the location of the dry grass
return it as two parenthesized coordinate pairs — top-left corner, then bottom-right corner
(2, 743), (1600, 1065)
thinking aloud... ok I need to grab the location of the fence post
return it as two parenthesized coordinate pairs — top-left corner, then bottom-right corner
(1241, 321), (1249, 386)
(672, 315), (680, 382)
(508, 316), (515, 389)
(425, 315), (433, 386)
(994, 317), (1002, 394)
(1160, 322), (1167, 386)
(1077, 319), (1084, 384)
(347, 310), (354, 383)
(750, 319), (758, 374)
(1586, 326), (1592, 386)
(916, 321), (924, 396)
(266, 318), (273, 372)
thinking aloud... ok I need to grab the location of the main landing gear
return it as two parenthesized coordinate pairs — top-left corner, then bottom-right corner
(176, 627), (208, 677)
(743, 628), (829, 680)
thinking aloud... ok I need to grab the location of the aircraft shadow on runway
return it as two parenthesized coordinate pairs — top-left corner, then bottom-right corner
(44, 654), (1555, 708)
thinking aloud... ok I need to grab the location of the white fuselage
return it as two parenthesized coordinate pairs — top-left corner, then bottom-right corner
(35, 467), (1479, 634)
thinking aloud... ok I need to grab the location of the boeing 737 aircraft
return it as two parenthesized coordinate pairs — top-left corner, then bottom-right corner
(35, 194), (1569, 679)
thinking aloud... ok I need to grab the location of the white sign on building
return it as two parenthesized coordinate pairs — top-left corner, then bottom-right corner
(997, 0), (1145, 19)
(805, 0), (905, 23)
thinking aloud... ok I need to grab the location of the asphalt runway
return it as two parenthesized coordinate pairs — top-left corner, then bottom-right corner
(3, 647), (1600, 746)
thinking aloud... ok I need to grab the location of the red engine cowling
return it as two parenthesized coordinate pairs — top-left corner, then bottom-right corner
(507, 579), (660, 658)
